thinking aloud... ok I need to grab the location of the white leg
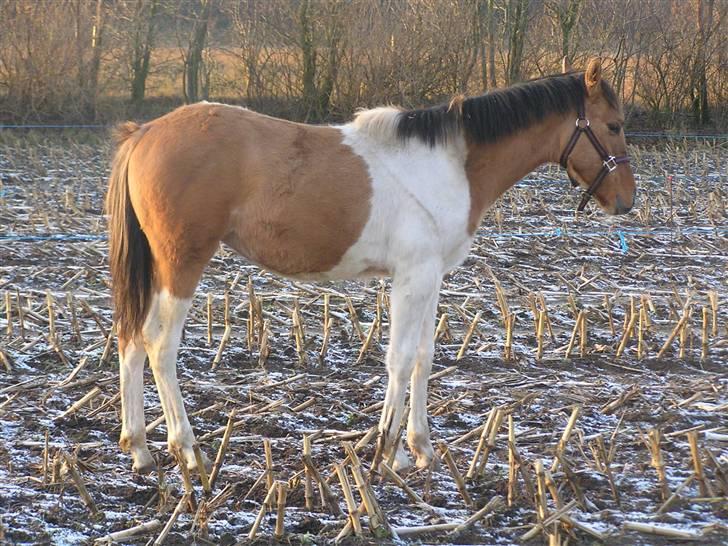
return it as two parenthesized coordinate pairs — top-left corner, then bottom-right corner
(143, 290), (204, 470)
(119, 336), (155, 473)
(378, 265), (441, 471)
(407, 288), (440, 468)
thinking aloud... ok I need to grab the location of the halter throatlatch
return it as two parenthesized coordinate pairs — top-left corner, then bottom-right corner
(559, 102), (630, 212)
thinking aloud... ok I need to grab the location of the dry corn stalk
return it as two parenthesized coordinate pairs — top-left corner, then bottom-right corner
(565, 310), (584, 358)
(550, 406), (580, 472)
(336, 464), (363, 536)
(54, 387), (102, 421)
(507, 415), (517, 506)
(437, 443), (473, 507)
(274, 481), (287, 539)
(616, 310), (637, 357)
(457, 311), (481, 360)
(345, 296), (364, 340)
(701, 306), (709, 360)
(467, 407), (497, 479)
(657, 304), (691, 358)
(209, 409), (236, 490)
(258, 319), (270, 367)
(303, 435), (314, 510)
(622, 522), (702, 540)
(211, 324), (231, 369)
(206, 293), (213, 346)
(154, 493), (190, 545)
(264, 439), (274, 504)
(647, 428), (669, 501)
(4, 291), (11, 336)
(292, 298), (307, 364)
(434, 312), (450, 342)
(708, 290), (718, 336)
(504, 313), (515, 360)
(356, 319), (377, 364)
(61, 451), (98, 516)
(248, 481), (278, 540)
(536, 310), (545, 359)
(687, 431), (713, 497)
(534, 459), (549, 522)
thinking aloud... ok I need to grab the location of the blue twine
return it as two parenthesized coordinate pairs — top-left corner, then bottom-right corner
(618, 231), (628, 254)
(625, 132), (728, 140)
(1, 226), (726, 254)
(0, 124), (106, 129)
(483, 225), (728, 239)
(0, 233), (106, 242)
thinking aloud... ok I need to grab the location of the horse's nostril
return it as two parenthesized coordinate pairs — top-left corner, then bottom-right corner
(615, 194), (633, 214)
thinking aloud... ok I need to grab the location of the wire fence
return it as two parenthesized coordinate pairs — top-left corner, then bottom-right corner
(3, 225), (727, 256)
(1, 123), (727, 141)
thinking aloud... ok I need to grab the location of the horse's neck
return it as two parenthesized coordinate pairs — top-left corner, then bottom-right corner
(464, 114), (565, 233)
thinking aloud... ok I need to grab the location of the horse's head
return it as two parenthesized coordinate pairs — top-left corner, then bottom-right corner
(559, 58), (636, 215)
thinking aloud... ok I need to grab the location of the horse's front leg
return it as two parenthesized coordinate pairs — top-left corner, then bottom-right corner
(378, 265), (441, 471)
(406, 287), (440, 468)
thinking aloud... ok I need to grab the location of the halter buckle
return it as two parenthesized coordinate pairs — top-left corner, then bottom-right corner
(603, 156), (618, 172)
(576, 118), (590, 129)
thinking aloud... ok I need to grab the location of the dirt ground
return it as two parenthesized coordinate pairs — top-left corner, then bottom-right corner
(0, 133), (726, 545)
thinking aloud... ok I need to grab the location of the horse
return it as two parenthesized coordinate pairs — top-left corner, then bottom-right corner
(106, 58), (635, 475)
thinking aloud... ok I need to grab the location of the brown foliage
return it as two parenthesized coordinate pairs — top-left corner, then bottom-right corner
(0, 0), (725, 129)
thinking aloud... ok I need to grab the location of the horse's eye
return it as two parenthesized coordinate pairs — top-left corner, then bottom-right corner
(607, 123), (621, 135)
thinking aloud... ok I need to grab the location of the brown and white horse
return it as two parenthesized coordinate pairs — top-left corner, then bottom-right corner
(106, 58), (635, 474)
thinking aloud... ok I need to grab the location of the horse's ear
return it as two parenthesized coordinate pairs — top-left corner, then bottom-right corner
(585, 58), (602, 97)
(561, 56), (572, 73)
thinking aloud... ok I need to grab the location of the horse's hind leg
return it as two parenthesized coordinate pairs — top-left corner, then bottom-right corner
(119, 335), (155, 473)
(142, 289), (205, 470)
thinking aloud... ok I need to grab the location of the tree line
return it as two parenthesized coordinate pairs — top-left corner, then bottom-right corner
(0, 0), (725, 130)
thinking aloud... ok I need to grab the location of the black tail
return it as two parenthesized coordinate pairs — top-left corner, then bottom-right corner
(105, 122), (152, 341)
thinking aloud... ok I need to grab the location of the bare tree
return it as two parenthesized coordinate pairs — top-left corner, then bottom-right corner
(72, 0), (106, 118)
(129, 0), (160, 108)
(545, 0), (582, 61)
(505, 0), (530, 85)
(694, 0), (714, 125)
(0, 0), (106, 121)
(180, 0), (213, 103)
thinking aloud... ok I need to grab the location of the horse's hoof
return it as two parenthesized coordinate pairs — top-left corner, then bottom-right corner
(415, 452), (440, 471)
(391, 447), (413, 473)
(131, 450), (157, 474)
(173, 444), (212, 474)
(412, 444), (437, 470)
(187, 449), (212, 474)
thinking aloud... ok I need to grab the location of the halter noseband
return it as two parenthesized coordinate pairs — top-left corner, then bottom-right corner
(559, 102), (630, 212)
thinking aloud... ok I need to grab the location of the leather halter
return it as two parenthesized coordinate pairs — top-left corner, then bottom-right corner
(559, 102), (630, 212)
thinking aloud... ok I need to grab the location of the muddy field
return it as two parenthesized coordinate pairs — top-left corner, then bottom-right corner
(0, 133), (726, 545)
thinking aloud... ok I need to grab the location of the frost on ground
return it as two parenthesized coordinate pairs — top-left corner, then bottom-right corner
(0, 133), (726, 545)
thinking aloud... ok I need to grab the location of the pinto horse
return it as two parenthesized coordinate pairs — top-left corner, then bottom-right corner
(106, 58), (635, 474)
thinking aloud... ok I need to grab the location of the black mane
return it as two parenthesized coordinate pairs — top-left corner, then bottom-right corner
(395, 73), (618, 147)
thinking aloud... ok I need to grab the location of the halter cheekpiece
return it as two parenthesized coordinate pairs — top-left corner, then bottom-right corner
(559, 102), (630, 212)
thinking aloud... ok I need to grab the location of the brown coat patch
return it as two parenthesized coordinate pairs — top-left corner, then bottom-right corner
(127, 103), (372, 298)
(465, 116), (562, 234)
